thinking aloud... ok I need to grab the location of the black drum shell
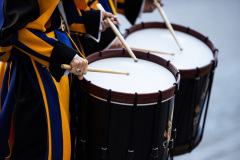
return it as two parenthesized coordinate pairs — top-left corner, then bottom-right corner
(78, 92), (175, 160)
(124, 22), (218, 155)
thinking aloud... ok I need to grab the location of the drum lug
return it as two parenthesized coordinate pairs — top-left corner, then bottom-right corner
(151, 147), (159, 158)
(101, 147), (108, 159)
(127, 150), (135, 160)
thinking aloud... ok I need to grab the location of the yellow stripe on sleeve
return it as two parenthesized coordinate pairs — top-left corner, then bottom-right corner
(69, 23), (87, 34)
(0, 46), (12, 52)
(108, 0), (117, 15)
(26, 0), (59, 32)
(0, 51), (11, 62)
(18, 28), (54, 59)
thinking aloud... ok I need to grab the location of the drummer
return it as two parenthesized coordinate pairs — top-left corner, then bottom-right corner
(116, 0), (164, 25)
(0, 0), (118, 159)
(71, 0), (164, 56)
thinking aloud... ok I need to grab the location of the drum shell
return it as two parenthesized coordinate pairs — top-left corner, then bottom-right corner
(173, 73), (210, 154)
(78, 91), (175, 160)
(124, 22), (218, 155)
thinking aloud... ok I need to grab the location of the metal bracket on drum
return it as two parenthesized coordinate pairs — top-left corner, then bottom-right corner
(127, 150), (135, 160)
(150, 147), (159, 159)
(101, 147), (108, 160)
(195, 67), (200, 81)
(169, 139), (174, 160)
(141, 22), (145, 28)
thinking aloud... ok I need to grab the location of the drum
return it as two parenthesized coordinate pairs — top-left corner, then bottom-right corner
(124, 22), (218, 155)
(76, 49), (180, 160)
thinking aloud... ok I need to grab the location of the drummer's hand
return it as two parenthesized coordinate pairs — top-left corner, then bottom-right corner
(69, 55), (88, 80)
(109, 38), (123, 49)
(100, 11), (118, 32)
(143, 0), (164, 13)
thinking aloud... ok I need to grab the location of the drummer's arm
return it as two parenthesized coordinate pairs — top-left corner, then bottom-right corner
(68, 1), (117, 42)
(116, 0), (163, 24)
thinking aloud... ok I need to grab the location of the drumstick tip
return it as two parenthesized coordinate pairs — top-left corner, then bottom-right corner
(134, 59), (138, 62)
(126, 72), (130, 76)
(180, 48), (183, 51)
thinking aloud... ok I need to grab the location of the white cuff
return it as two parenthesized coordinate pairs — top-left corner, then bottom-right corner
(64, 54), (80, 76)
(86, 11), (102, 42)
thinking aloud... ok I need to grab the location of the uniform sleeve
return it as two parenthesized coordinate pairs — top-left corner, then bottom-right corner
(0, 28), (77, 82)
(63, 0), (101, 40)
(116, 0), (144, 25)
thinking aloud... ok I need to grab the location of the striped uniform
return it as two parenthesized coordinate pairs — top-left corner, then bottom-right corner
(0, 0), (103, 159)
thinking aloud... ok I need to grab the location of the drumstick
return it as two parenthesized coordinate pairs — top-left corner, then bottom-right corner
(154, 0), (183, 51)
(130, 46), (174, 56)
(97, 3), (138, 62)
(61, 64), (130, 75)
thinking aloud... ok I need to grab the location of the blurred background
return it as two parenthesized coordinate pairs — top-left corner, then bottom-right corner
(118, 0), (240, 159)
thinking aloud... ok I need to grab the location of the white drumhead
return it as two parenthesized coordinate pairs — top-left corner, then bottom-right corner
(84, 57), (176, 94)
(125, 28), (214, 69)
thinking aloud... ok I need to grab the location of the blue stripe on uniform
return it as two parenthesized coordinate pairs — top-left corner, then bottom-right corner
(27, 29), (57, 47)
(0, 61), (18, 159)
(99, 0), (113, 13)
(36, 62), (63, 160)
(16, 41), (50, 62)
(0, 0), (4, 29)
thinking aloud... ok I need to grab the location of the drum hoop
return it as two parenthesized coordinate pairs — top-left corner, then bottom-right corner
(80, 49), (180, 104)
(124, 22), (218, 79)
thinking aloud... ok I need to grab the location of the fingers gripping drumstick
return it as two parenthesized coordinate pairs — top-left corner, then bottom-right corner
(97, 3), (138, 62)
(154, 0), (183, 51)
(61, 64), (130, 76)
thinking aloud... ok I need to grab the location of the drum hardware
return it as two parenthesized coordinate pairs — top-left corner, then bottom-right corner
(149, 91), (162, 159)
(99, 50), (102, 57)
(168, 139), (174, 160)
(141, 22), (145, 28)
(127, 150), (135, 160)
(101, 89), (112, 160)
(126, 93), (138, 160)
(204, 37), (209, 43)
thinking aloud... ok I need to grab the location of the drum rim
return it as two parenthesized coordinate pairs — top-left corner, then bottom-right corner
(80, 49), (180, 104)
(124, 22), (218, 79)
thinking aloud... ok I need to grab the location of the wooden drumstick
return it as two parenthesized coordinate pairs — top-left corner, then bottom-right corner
(154, 0), (183, 51)
(130, 46), (174, 56)
(97, 3), (138, 62)
(61, 64), (130, 75)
